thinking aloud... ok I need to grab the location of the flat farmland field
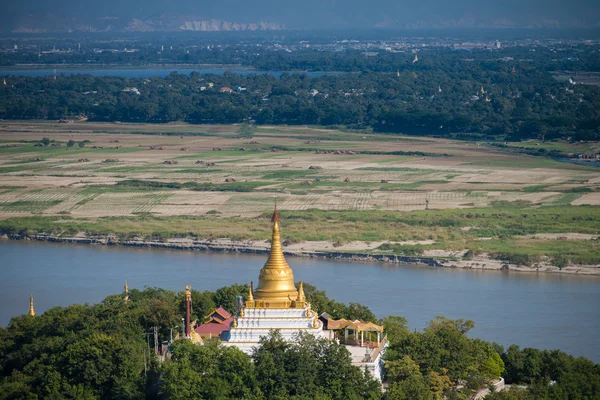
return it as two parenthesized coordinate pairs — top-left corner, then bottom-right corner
(1, 121), (599, 272)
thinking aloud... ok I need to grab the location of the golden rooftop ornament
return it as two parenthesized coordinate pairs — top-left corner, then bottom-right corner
(28, 294), (35, 317)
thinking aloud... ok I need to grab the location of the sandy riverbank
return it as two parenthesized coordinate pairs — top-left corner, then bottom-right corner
(3, 234), (598, 277)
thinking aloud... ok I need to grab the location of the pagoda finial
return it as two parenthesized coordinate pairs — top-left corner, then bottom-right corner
(271, 196), (280, 223)
(124, 281), (130, 302)
(297, 281), (306, 303)
(248, 281), (254, 301)
(28, 294), (35, 317)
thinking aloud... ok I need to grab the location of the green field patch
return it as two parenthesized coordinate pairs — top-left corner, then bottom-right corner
(163, 168), (224, 175)
(96, 166), (149, 173)
(0, 143), (144, 157)
(469, 238), (600, 266)
(0, 185), (26, 195)
(262, 170), (317, 180)
(0, 165), (34, 174)
(558, 186), (593, 193)
(1, 205), (599, 257)
(355, 167), (443, 175)
(0, 200), (62, 213)
(72, 193), (101, 208)
(90, 179), (274, 193)
(6, 158), (49, 165)
(465, 157), (598, 171)
(503, 140), (599, 154)
(523, 184), (553, 192)
(380, 181), (449, 191)
(465, 191), (488, 198)
(284, 180), (381, 190)
(369, 156), (413, 164)
(549, 193), (584, 205)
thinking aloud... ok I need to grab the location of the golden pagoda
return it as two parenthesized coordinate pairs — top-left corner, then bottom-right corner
(124, 281), (130, 302)
(251, 203), (301, 308)
(28, 294), (35, 317)
(223, 204), (324, 353)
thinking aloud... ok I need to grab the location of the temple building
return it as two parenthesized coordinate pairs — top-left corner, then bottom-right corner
(221, 205), (326, 353)
(186, 204), (387, 381)
(194, 306), (234, 339)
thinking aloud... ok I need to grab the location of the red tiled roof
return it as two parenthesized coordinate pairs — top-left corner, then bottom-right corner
(213, 306), (231, 319)
(194, 317), (233, 336)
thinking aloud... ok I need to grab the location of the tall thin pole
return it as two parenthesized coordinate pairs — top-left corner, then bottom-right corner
(154, 326), (159, 355)
(185, 285), (192, 337)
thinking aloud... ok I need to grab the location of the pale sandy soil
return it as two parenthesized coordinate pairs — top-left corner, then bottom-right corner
(518, 233), (599, 240)
(571, 193), (600, 205)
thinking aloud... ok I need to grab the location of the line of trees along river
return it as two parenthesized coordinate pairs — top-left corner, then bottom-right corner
(1, 284), (598, 399)
(1, 60), (599, 141)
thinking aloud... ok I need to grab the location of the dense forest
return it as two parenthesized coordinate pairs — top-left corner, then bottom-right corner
(1, 50), (600, 141)
(2, 45), (600, 73)
(1, 283), (598, 399)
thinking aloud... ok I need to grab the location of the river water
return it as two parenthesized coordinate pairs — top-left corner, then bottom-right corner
(2, 240), (599, 362)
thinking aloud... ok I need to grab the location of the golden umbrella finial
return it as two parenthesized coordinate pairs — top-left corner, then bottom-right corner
(272, 196), (280, 223)
(248, 281), (254, 302)
(124, 281), (130, 302)
(297, 281), (306, 303)
(28, 294), (35, 317)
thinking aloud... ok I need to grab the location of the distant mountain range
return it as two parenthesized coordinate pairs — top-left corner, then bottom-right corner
(10, 14), (285, 33)
(10, 15), (598, 33)
(4, 0), (600, 34)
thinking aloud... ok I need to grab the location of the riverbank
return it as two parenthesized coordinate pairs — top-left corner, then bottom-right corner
(3, 233), (598, 276)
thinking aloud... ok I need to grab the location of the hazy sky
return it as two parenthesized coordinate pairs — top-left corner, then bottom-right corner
(4, 0), (600, 29)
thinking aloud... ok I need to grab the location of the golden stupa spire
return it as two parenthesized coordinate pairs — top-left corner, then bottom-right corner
(297, 281), (306, 303)
(248, 281), (254, 301)
(28, 294), (35, 317)
(253, 200), (298, 307)
(124, 281), (130, 302)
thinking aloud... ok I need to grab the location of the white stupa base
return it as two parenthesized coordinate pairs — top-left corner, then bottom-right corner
(221, 306), (326, 354)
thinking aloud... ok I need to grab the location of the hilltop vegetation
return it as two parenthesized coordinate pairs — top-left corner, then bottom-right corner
(0, 285), (598, 399)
